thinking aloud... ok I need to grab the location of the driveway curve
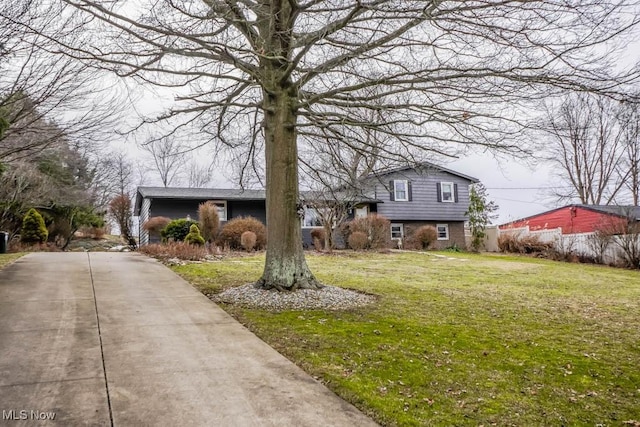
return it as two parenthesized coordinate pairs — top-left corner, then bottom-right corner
(0, 252), (376, 426)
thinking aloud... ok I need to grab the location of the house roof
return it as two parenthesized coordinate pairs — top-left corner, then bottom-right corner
(580, 204), (640, 219)
(134, 187), (266, 215)
(499, 204), (640, 228)
(364, 161), (480, 183)
(134, 186), (382, 215)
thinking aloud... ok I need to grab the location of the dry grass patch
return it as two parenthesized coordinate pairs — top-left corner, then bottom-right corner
(0, 253), (25, 270)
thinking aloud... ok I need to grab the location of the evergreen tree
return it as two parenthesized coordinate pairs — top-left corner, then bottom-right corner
(21, 208), (48, 244)
(466, 184), (499, 252)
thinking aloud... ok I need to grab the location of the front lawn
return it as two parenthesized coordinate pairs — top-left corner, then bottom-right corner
(173, 252), (640, 426)
(0, 253), (24, 270)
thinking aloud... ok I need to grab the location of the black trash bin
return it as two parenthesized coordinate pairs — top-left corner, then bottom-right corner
(0, 232), (8, 254)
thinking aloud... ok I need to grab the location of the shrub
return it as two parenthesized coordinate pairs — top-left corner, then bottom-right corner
(139, 242), (207, 261)
(348, 231), (369, 250)
(79, 226), (106, 239)
(413, 225), (437, 250)
(161, 218), (198, 242)
(497, 233), (553, 254)
(347, 214), (391, 250)
(218, 216), (266, 250)
(198, 201), (220, 243)
(109, 194), (136, 248)
(184, 224), (205, 246)
(241, 231), (257, 251)
(143, 216), (171, 234)
(21, 208), (48, 244)
(310, 228), (325, 251)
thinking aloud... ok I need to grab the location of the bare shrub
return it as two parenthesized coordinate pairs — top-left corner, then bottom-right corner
(143, 216), (171, 234)
(498, 233), (553, 254)
(549, 236), (578, 262)
(241, 231), (257, 251)
(218, 216), (266, 250)
(198, 201), (220, 243)
(139, 242), (207, 261)
(610, 221), (640, 269)
(310, 228), (325, 251)
(348, 231), (368, 251)
(598, 213), (640, 269)
(108, 195), (136, 248)
(412, 225), (437, 250)
(586, 229), (614, 264)
(78, 226), (106, 239)
(347, 214), (391, 250)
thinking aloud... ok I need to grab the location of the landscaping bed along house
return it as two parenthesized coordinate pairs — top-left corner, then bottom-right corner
(170, 251), (640, 427)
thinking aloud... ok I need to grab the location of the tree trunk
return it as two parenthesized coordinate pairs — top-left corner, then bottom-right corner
(254, 87), (322, 291)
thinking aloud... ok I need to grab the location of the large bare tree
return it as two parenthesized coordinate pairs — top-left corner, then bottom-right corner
(0, 0), (122, 162)
(543, 92), (640, 206)
(55, 0), (640, 290)
(619, 101), (640, 205)
(141, 137), (188, 187)
(543, 93), (628, 205)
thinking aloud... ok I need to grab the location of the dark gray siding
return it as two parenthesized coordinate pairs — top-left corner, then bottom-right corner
(368, 169), (472, 221)
(147, 198), (266, 223)
(228, 200), (266, 223)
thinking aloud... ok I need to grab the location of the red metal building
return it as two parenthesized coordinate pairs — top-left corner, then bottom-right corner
(499, 205), (640, 235)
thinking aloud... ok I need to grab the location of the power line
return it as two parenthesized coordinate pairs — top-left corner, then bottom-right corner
(486, 186), (573, 190)
(492, 196), (548, 205)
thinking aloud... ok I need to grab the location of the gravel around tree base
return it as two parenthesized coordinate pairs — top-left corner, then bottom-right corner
(212, 284), (377, 311)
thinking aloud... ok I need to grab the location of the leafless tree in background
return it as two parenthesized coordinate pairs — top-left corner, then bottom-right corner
(141, 137), (187, 187)
(54, 0), (640, 290)
(91, 151), (135, 205)
(543, 94), (627, 205)
(619, 102), (640, 205)
(0, 0), (123, 163)
(543, 93), (640, 206)
(186, 156), (214, 188)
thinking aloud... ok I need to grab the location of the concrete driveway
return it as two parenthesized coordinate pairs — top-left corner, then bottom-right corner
(0, 252), (376, 426)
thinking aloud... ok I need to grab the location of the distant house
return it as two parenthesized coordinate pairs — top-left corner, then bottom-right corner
(134, 162), (478, 248)
(355, 163), (479, 249)
(499, 205), (640, 234)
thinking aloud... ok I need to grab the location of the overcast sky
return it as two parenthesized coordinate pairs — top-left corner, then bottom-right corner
(117, 31), (640, 227)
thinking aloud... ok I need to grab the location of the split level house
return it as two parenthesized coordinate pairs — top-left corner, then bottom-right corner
(134, 162), (479, 249)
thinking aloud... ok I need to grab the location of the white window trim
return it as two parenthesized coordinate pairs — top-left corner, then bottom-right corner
(394, 180), (409, 201)
(437, 223), (449, 240)
(210, 200), (228, 221)
(440, 182), (454, 203)
(301, 206), (324, 229)
(354, 205), (369, 219)
(391, 223), (404, 240)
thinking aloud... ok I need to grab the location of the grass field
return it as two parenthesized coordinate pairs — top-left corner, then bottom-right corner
(0, 253), (24, 270)
(173, 251), (640, 426)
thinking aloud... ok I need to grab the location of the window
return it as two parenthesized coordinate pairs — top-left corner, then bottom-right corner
(355, 205), (368, 218)
(394, 180), (409, 201)
(215, 203), (227, 221)
(302, 207), (323, 228)
(391, 223), (404, 240)
(207, 201), (227, 221)
(440, 182), (454, 202)
(437, 224), (449, 240)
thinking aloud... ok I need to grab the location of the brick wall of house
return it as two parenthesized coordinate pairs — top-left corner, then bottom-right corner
(401, 221), (466, 250)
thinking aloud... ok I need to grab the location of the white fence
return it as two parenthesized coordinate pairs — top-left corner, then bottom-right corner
(489, 226), (624, 265)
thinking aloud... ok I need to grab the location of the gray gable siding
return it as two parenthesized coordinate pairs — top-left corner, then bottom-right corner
(369, 169), (472, 221)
